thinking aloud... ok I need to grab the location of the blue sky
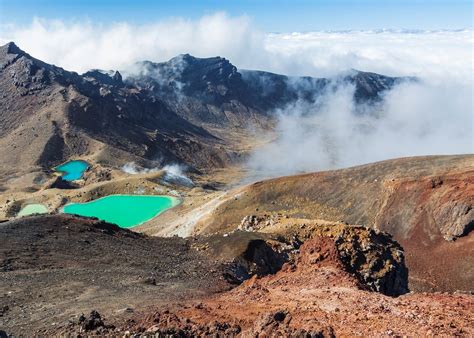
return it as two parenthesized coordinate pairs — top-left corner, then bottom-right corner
(1, 0), (472, 31)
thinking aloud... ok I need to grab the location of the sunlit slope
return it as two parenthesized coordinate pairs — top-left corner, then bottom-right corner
(200, 155), (474, 292)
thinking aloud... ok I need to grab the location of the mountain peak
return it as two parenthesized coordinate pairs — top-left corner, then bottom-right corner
(82, 69), (123, 86)
(1, 41), (25, 56)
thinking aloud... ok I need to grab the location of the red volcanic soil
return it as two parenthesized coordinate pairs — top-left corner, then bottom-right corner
(201, 155), (474, 292)
(123, 237), (473, 337)
(2, 215), (472, 336)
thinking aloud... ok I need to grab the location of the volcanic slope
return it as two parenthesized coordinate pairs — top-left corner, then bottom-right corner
(0, 41), (407, 186)
(198, 155), (474, 292)
(0, 214), (297, 335)
(0, 42), (232, 183)
(2, 214), (472, 336)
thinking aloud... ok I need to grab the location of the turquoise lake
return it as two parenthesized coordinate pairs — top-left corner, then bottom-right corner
(17, 204), (48, 217)
(55, 160), (89, 181)
(62, 195), (179, 228)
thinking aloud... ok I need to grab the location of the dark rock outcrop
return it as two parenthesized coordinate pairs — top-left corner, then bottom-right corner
(224, 237), (289, 284)
(334, 226), (408, 296)
(48, 176), (79, 189)
(79, 310), (105, 331)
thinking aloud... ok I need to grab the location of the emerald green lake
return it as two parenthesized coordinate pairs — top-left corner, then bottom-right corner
(55, 160), (89, 181)
(62, 195), (179, 228)
(18, 204), (48, 217)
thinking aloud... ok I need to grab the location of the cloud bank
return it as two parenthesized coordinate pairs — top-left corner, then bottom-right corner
(1, 15), (471, 80)
(0, 14), (262, 74)
(1, 14), (472, 177)
(247, 80), (473, 178)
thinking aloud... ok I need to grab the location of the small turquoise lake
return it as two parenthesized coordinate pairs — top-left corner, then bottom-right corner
(62, 195), (179, 228)
(18, 204), (48, 217)
(55, 160), (89, 181)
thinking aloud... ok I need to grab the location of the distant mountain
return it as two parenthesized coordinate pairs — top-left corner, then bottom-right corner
(0, 42), (409, 177)
(126, 53), (407, 126)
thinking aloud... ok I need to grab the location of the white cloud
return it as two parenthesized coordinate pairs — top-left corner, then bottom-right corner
(247, 79), (473, 178)
(0, 14), (263, 73)
(263, 30), (474, 81)
(1, 15), (471, 81)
